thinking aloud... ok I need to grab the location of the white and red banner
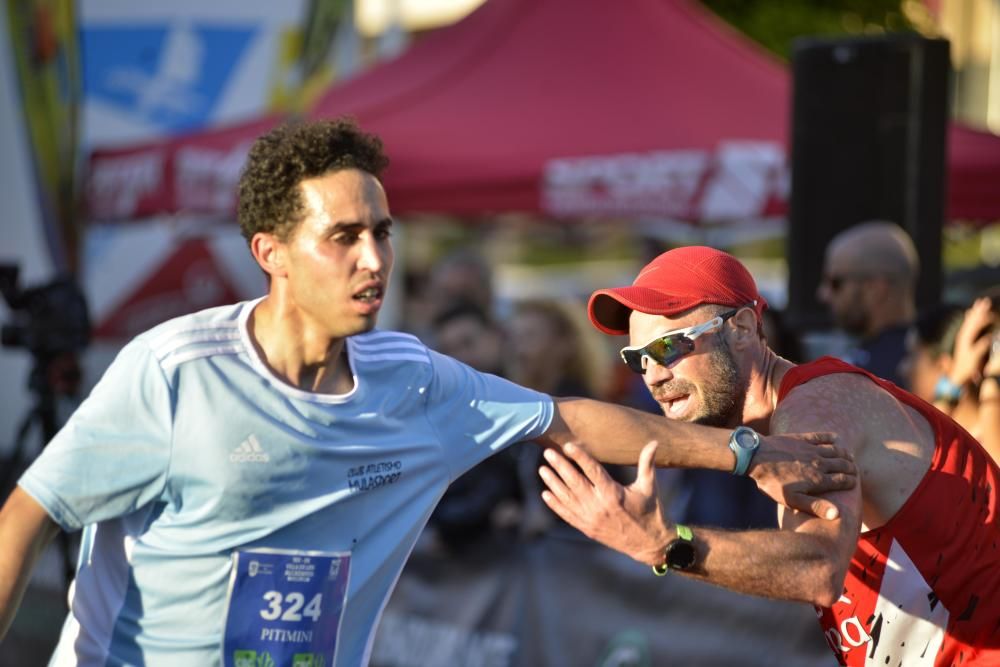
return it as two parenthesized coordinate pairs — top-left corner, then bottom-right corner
(85, 116), (279, 221)
(542, 142), (788, 222)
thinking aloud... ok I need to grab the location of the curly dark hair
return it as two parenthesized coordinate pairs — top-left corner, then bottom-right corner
(237, 117), (389, 243)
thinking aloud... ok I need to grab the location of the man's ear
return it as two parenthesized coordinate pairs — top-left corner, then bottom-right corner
(728, 308), (759, 350)
(250, 231), (288, 281)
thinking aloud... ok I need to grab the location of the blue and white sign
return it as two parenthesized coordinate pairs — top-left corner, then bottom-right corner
(78, 1), (307, 148)
(223, 549), (351, 667)
(81, 24), (255, 133)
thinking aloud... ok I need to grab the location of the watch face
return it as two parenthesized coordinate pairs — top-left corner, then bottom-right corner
(736, 430), (756, 449)
(666, 539), (697, 571)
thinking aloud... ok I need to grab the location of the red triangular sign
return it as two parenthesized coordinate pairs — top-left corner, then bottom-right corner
(94, 238), (243, 340)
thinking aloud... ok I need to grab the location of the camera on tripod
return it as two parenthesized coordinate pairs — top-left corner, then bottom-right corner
(0, 260), (91, 480)
(0, 263), (91, 363)
(0, 263), (91, 589)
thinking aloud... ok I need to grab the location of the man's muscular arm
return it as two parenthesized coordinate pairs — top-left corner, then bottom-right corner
(538, 382), (865, 606)
(686, 383), (866, 605)
(538, 396), (856, 519)
(0, 487), (60, 641)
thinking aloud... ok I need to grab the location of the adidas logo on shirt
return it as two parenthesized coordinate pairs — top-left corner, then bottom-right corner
(230, 434), (270, 463)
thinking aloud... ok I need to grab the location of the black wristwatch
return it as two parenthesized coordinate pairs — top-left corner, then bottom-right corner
(652, 524), (697, 576)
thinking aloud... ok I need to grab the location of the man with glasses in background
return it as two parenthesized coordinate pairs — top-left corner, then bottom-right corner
(817, 220), (919, 387)
(538, 245), (1000, 666)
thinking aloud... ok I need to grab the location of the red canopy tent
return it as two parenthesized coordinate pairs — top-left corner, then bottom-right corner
(84, 0), (1000, 224)
(308, 0), (792, 221)
(947, 123), (1000, 221)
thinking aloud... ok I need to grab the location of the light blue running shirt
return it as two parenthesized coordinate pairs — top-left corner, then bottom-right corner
(19, 298), (554, 666)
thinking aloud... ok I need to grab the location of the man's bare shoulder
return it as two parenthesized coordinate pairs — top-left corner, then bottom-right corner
(773, 370), (934, 527)
(772, 373), (879, 444)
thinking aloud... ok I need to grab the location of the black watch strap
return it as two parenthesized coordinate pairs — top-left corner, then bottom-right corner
(652, 524), (696, 576)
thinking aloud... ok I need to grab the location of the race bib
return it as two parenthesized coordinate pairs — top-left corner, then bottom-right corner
(222, 549), (351, 667)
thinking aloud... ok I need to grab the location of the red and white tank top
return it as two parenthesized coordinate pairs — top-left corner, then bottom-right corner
(778, 357), (1000, 666)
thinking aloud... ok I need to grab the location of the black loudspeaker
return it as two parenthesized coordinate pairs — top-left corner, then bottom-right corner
(786, 34), (950, 331)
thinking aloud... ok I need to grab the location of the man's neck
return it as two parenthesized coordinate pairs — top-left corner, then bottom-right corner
(741, 350), (795, 435)
(249, 295), (353, 394)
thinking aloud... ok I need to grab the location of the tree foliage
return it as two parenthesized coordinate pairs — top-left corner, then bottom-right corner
(698, 0), (916, 60)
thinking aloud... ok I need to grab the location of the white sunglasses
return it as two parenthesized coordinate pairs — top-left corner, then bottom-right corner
(619, 309), (737, 374)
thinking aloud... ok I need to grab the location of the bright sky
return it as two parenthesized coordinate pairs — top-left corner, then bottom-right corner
(356, 0), (487, 36)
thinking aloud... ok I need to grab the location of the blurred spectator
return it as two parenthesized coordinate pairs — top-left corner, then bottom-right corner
(428, 248), (494, 318)
(399, 267), (433, 339)
(929, 296), (1000, 462)
(505, 299), (607, 398)
(401, 248), (495, 345)
(761, 307), (805, 363)
(504, 298), (609, 537)
(425, 299), (521, 552)
(817, 220), (918, 387)
(899, 302), (965, 407)
(431, 299), (505, 376)
(980, 328), (1000, 464)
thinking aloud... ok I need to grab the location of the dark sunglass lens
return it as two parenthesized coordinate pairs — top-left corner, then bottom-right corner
(648, 335), (693, 366)
(624, 334), (698, 374)
(646, 336), (672, 364)
(622, 350), (645, 374)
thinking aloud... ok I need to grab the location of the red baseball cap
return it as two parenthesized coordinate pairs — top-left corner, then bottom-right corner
(588, 246), (768, 336)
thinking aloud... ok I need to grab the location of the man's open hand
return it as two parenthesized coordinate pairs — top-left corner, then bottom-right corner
(539, 441), (671, 567)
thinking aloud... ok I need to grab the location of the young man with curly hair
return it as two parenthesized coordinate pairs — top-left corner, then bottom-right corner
(0, 120), (855, 666)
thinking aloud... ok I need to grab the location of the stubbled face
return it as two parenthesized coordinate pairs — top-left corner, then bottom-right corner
(279, 168), (394, 339)
(628, 308), (748, 427)
(817, 246), (870, 336)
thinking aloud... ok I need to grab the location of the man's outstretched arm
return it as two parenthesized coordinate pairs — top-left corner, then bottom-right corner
(0, 486), (60, 641)
(539, 396), (856, 519)
(539, 438), (861, 606)
(537, 386), (869, 605)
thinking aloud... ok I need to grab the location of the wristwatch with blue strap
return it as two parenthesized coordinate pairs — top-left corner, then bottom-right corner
(933, 375), (962, 405)
(728, 425), (760, 476)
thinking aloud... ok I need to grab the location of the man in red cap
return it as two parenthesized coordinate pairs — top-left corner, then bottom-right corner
(539, 246), (1000, 666)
